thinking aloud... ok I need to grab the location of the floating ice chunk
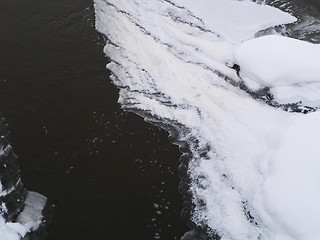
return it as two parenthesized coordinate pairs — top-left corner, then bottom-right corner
(234, 35), (320, 106)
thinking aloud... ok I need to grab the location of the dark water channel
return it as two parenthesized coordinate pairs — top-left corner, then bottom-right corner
(0, 0), (188, 239)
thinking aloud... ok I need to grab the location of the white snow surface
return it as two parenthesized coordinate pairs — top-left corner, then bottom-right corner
(234, 35), (320, 107)
(173, 0), (296, 42)
(94, 0), (320, 239)
(0, 217), (30, 240)
(254, 111), (320, 240)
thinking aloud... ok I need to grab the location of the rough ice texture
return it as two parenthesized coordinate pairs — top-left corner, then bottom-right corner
(94, 0), (320, 239)
(0, 118), (47, 239)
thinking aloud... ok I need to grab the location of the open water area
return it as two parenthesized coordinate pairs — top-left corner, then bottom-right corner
(0, 0), (188, 239)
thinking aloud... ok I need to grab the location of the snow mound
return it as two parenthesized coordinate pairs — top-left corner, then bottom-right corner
(234, 35), (320, 108)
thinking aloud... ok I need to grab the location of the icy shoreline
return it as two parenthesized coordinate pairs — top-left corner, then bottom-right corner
(94, 0), (320, 239)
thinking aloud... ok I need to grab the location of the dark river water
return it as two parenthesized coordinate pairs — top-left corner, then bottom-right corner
(0, 0), (188, 239)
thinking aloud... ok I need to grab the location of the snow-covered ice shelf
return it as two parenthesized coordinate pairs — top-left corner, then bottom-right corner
(94, 0), (320, 239)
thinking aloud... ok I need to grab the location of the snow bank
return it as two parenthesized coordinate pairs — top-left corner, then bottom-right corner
(234, 35), (320, 107)
(234, 34), (320, 239)
(255, 111), (320, 240)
